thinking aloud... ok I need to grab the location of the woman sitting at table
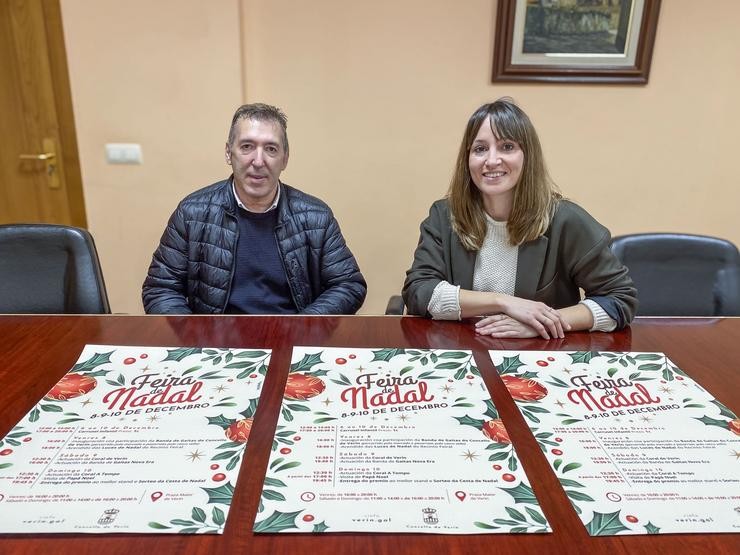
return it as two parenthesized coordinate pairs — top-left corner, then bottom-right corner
(402, 98), (637, 339)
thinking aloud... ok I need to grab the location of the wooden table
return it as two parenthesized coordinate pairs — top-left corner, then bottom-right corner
(0, 315), (738, 554)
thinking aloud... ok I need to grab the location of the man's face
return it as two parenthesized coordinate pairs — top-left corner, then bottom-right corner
(225, 117), (288, 209)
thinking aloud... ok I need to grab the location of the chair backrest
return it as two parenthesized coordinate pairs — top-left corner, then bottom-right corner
(0, 224), (111, 314)
(610, 233), (740, 316)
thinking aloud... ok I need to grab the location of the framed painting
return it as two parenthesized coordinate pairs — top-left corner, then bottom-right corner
(492, 0), (661, 84)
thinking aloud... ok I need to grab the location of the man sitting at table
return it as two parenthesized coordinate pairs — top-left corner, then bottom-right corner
(142, 103), (367, 314)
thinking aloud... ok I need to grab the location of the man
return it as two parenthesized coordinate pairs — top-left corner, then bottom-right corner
(142, 103), (366, 314)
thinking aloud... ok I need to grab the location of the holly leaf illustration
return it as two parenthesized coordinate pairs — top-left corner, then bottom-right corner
(312, 521), (330, 533)
(240, 398), (260, 419)
(453, 414), (484, 429)
(565, 490), (595, 502)
(263, 477), (287, 488)
(568, 351), (602, 364)
(371, 348), (406, 362)
(236, 350), (269, 358)
(148, 522), (171, 529)
(192, 507), (206, 523)
(201, 482), (235, 505)
(711, 399), (737, 419)
(261, 489), (286, 501)
(545, 375), (569, 388)
(253, 510), (302, 533)
(474, 522), (499, 530)
(562, 462), (582, 474)
(694, 415), (731, 429)
(644, 521), (661, 534)
(585, 510), (629, 536)
(500, 482), (538, 505)
(439, 351), (468, 359)
(496, 355), (525, 374)
(163, 347), (202, 362)
(483, 399), (499, 420)
(290, 352), (324, 372)
(212, 506), (226, 526)
(525, 507), (547, 526)
(206, 414), (235, 429)
(71, 351), (114, 373)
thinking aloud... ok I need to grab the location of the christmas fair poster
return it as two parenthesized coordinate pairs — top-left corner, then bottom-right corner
(254, 346), (551, 534)
(0, 344), (270, 534)
(489, 350), (740, 535)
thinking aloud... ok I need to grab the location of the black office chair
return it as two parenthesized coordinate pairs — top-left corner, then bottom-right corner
(610, 233), (740, 316)
(385, 294), (405, 315)
(0, 224), (111, 314)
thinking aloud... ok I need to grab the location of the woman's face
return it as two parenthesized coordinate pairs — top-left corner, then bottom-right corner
(468, 117), (524, 212)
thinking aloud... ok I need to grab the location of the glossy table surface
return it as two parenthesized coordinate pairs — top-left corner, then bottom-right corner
(0, 315), (738, 554)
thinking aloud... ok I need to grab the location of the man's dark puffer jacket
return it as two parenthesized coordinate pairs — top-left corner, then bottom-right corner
(142, 178), (367, 314)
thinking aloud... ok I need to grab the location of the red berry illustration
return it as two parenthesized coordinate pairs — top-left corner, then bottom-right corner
(210, 464), (219, 470)
(335, 358), (347, 365)
(280, 447), (292, 454)
(284, 373), (326, 400)
(482, 419), (510, 444)
(536, 360), (548, 367)
(225, 418), (253, 443)
(212, 473), (226, 482)
(626, 515), (638, 523)
(123, 357), (136, 365)
(492, 464), (502, 470)
(676, 377), (684, 381)
(46, 373), (97, 401)
(23, 437), (32, 442)
(502, 473), (515, 482)
(294, 436), (302, 441)
(729, 419), (740, 436)
(250, 374), (257, 378)
(0, 449), (13, 456)
(500, 375), (548, 401)
(303, 514), (315, 522)
(551, 449), (563, 456)
(555, 437), (563, 443)
(547, 356), (555, 361)
(349, 354), (357, 359)
(140, 353), (148, 359)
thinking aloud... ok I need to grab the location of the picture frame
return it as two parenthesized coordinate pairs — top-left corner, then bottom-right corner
(492, 0), (661, 84)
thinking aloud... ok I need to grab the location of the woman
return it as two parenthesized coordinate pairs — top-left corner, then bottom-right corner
(402, 98), (637, 339)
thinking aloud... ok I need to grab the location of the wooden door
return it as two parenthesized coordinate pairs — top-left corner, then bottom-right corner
(0, 0), (86, 227)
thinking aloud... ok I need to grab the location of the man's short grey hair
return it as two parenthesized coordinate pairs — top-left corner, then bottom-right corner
(227, 103), (289, 154)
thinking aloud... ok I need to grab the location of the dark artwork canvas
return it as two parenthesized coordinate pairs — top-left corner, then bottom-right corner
(523, 0), (633, 54)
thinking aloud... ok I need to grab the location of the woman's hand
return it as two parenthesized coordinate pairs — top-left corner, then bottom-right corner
(475, 314), (541, 338)
(478, 296), (569, 339)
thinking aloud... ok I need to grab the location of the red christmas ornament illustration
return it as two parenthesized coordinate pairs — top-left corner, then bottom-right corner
(45, 373), (97, 401)
(482, 419), (511, 444)
(225, 418), (253, 443)
(284, 373), (326, 401)
(500, 374), (548, 401)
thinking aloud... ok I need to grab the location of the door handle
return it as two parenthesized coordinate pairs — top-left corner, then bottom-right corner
(19, 152), (56, 160)
(18, 138), (60, 189)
